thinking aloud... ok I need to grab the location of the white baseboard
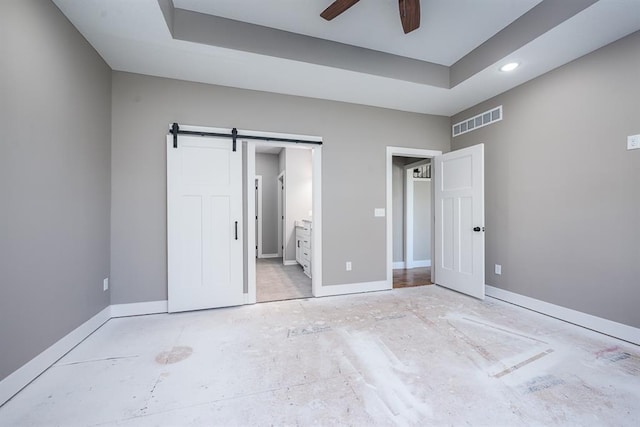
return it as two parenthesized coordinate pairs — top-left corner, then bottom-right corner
(259, 253), (280, 259)
(408, 259), (431, 268)
(110, 300), (168, 318)
(315, 280), (391, 298)
(283, 260), (298, 266)
(0, 306), (111, 406)
(485, 285), (640, 345)
(394, 260), (431, 270)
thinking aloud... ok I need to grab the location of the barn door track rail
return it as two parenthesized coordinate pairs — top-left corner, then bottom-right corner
(169, 123), (323, 150)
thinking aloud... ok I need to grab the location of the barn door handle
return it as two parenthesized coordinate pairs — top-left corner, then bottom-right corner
(473, 226), (484, 232)
(235, 221), (238, 240)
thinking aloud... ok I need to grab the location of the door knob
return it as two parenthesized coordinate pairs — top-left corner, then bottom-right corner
(473, 226), (484, 232)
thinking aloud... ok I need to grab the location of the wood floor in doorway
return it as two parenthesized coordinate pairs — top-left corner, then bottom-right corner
(256, 257), (312, 303)
(393, 267), (432, 288)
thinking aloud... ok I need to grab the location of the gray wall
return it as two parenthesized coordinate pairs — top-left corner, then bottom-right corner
(111, 71), (450, 303)
(451, 30), (640, 328)
(256, 153), (279, 255)
(284, 148), (312, 262)
(413, 180), (431, 261)
(0, 0), (111, 381)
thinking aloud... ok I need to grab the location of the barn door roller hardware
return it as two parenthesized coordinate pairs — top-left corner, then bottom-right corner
(169, 123), (323, 150)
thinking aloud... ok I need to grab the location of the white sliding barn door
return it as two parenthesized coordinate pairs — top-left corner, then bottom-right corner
(434, 144), (485, 299)
(167, 135), (244, 312)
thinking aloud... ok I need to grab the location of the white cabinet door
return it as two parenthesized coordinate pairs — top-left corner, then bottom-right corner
(434, 144), (485, 299)
(167, 135), (244, 312)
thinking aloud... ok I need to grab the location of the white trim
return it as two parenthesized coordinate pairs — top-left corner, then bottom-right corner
(411, 259), (431, 268)
(394, 260), (431, 270)
(315, 280), (389, 297)
(259, 253), (280, 259)
(0, 306), (110, 406)
(277, 171), (285, 260)
(311, 146), (322, 297)
(110, 300), (168, 318)
(255, 175), (263, 258)
(486, 286), (640, 345)
(246, 143), (257, 304)
(386, 147), (442, 288)
(283, 260), (298, 266)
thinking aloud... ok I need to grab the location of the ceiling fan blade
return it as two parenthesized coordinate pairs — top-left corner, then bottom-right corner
(399, 0), (420, 34)
(320, 0), (360, 21)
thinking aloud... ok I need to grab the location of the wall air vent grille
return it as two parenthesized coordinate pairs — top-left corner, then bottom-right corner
(453, 105), (502, 137)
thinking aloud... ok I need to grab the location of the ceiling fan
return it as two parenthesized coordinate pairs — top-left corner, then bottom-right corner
(321, 0), (421, 34)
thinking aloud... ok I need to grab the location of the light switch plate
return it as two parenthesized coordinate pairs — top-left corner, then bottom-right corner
(103, 278), (109, 291)
(628, 134), (640, 150)
(374, 208), (385, 217)
(495, 264), (502, 275)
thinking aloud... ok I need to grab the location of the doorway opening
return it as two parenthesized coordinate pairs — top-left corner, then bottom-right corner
(247, 140), (322, 304)
(386, 147), (442, 290)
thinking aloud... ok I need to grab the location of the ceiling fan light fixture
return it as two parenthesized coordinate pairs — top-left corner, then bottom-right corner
(500, 62), (520, 72)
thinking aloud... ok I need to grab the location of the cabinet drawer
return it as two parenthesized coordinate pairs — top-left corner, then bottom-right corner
(301, 238), (311, 249)
(303, 261), (311, 278)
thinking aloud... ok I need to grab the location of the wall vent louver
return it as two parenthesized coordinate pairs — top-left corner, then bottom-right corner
(453, 105), (502, 137)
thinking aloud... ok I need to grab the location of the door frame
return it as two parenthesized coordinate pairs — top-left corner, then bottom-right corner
(277, 171), (286, 263)
(255, 175), (263, 258)
(386, 147), (442, 287)
(247, 140), (323, 304)
(403, 159), (432, 270)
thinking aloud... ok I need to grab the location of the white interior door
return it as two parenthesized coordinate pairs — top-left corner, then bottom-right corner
(434, 144), (485, 299)
(167, 135), (244, 312)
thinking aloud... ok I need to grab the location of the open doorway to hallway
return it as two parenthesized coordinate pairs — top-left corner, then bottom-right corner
(391, 156), (433, 289)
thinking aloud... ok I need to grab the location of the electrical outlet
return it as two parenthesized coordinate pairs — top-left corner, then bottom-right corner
(628, 134), (640, 150)
(103, 278), (109, 291)
(495, 264), (502, 275)
(346, 261), (352, 271)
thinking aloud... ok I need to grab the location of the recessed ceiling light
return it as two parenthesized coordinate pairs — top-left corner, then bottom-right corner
(500, 62), (520, 72)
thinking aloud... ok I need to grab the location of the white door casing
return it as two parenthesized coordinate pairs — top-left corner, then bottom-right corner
(167, 135), (244, 312)
(277, 172), (285, 263)
(255, 176), (263, 258)
(386, 147), (442, 286)
(434, 144), (485, 299)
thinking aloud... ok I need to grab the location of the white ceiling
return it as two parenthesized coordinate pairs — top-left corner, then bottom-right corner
(53, 0), (640, 116)
(174, 0), (542, 65)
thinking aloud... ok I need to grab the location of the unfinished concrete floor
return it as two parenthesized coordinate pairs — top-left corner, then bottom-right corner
(1, 286), (639, 426)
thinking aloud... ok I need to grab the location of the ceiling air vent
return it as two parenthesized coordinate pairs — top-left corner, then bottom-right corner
(453, 105), (502, 137)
